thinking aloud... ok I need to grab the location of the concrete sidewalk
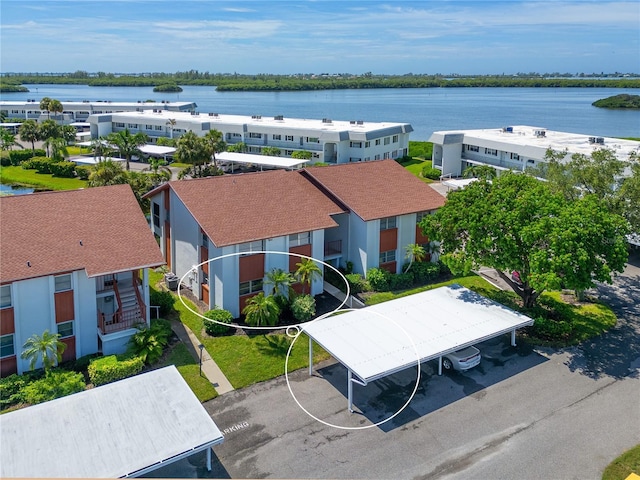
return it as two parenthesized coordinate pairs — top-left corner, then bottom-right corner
(170, 320), (234, 395)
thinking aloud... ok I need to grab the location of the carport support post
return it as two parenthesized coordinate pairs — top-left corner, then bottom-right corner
(308, 336), (313, 375)
(348, 369), (354, 413)
(438, 356), (443, 376)
(207, 447), (212, 471)
(511, 329), (516, 346)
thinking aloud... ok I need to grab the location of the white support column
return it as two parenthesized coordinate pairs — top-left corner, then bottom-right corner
(511, 329), (516, 346)
(207, 447), (212, 471)
(348, 369), (354, 413)
(438, 356), (443, 376)
(308, 336), (313, 375)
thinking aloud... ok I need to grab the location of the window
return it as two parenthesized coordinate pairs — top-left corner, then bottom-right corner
(527, 159), (535, 164)
(239, 279), (263, 295)
(380, 217), (397, 230)
(510, 152), (520, 160)
(485, 148), (498, 156)
(57, 321), (74, 339)
(145, 124), (153, 130)
(306, 137), (319, 143)
(152, 202), (160, 228)
(0, 285), (11, 308)
(375, 139), (381, 146)
(392, 135), (398, 143)
(115, 122), (125, 128)
(349, 157), (362, 162)
(350, 141), (362, 148)
(384, 137), (391, 145)
(127, 123), (138, 129)
(466, 145), (480, 152)
(365, 141), (371, 148)
(285, 149), (294, 156)
(0, 335), (14, 358)
(416, 211), (431, 223)
(379, 250), (396, 264)
(238, 240), (264, 254)
(272, 134), (282, 140)
(285, 135), (294, 141)
(392, 150), (398, 158)
(248, 132), (262, 139)
(290, 232), (310, 247)
(55, 274), (72, 292)
(201, 231), (208, 246)
(155, 125), (163, 131)
(374, 154), (381, 160)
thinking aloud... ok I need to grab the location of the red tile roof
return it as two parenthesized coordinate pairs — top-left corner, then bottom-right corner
(0, 185), (164, 283)
(165, 170), (345, 247)
(303, 159), (446, 221)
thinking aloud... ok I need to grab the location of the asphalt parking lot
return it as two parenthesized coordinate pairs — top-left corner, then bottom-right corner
(151, 251), (640, 479)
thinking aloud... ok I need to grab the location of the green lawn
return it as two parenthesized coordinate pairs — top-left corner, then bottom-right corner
(0, 165), (87, 190)
(159, 342), (218, 402)
(396, 157), (434, 183)
(602, 444), (640, 480)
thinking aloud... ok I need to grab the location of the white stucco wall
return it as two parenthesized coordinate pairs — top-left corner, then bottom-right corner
(310, 230), (325, 296)
(75, 270), (98, 358)
(171, 194), (199, 290)
(397, 214), (418, 274)
(441, 143), (464, 177)
(349, 216), (379, 276)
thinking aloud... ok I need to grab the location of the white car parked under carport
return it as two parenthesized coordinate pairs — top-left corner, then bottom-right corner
(442, 346), (481, 371)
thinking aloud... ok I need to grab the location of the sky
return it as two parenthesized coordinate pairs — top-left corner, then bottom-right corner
(1, 0), (638, 75)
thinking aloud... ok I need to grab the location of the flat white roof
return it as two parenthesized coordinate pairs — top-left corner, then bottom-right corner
(441, 178), (478, 190)
(429, 125), (640, 162)
(0, 366), (224, 478)
(218, 151), (308, 169)
(139, 144), (176, 156)
(303, 284), (534, 383)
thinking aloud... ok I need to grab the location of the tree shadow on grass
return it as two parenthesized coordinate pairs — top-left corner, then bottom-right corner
(255, 335), (292, 357)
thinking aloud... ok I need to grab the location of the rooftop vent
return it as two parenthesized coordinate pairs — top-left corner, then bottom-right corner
(534, 129), (546, 138)
(350, 120), (356, 125)
(588, 136), (597, 144)
(322, 118), (332, 123)
(596, 137), (605, 144)
(502, 126), (514, 133)
(209, 112), (218, 117)
(357, 120), (364, 125)
(274, 115), (284, 120)
(251, 115), (262, 120)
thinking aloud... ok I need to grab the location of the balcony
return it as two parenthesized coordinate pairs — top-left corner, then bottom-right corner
(324, 240), (342, 258)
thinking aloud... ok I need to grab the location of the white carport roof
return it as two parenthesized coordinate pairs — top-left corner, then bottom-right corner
(139, 144), (176, 156)
(303, 284), (534, 410)
(217, 151), (309, 169)
(0, 366), (224, 478)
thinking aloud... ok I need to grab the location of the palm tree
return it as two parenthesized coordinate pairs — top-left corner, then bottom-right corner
(265, 268), (294, 297)
(48, 99), (64, 124)
(242, 292), (280, 327)
(227, 142), (246, 153)
(404, 243), (426, 273)
(38, 120), (60, 157)
(166, 118), (176, 139)
(19, 120), (39, 152)
(0, 129), (23, 151)
(142, 157), (173, 186)
(39, 97), (52, 119)
(107, 128), (148, 171)
(21, 330), (67, 372)
(295, 258), (322, 295)
(88, 159), (128, 187)
(203, 129), (226, 169)
(91, 137), (110, 161)
(262, 146), (281, 157)
(175, 130), (209, 177)
(463, 165), (497, 181)
(47, 137), (69, 161)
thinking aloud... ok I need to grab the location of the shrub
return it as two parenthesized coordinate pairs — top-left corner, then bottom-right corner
(21, 370), (86, 405)
(389, 271), (414, 290)
(75, 165), (91, 180)
(150, 289), (176, 316)
(411, 261), (441, 284)
(22, 156), (56, 173)
(128, 322), (170, 364)
(531, 316), (572, 340)
(9, 149), (44, 166)
(345, 273), (367, 294)
(438, 260), (451, 275)
(204, 308), (234, 336)
(291, 294), (316, 322)
(0, 151), (9, 166)
(0, 374), (29, 409)
(366, 267), (390, 291)
(88, 355), (144, 386)
(422, 165), (441, 180)
(49, 161), (76, 178)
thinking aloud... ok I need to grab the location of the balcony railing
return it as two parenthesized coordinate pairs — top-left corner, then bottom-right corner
(98, 308), (144, 335)
(324, 239), (342, 257)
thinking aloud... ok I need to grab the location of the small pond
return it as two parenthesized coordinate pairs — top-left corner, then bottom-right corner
(0, 184), (35, 195)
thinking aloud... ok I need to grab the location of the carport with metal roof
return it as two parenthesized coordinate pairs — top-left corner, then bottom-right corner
(304, 284), (534, 412)
(0, 366), (224, 478)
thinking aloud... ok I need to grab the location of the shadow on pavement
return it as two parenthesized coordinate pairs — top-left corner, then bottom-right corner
(141, 450), (231, 479)
(316, 336), (547, 432)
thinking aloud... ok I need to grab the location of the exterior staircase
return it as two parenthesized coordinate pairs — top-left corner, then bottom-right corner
(117, 285), (142, 319)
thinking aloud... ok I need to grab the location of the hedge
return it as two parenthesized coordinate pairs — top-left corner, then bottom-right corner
(291, 294), (316, 322)
(49, 161), (76, 178)
(150, 289), (176, 316)
(22, 156), (56, 173)
(88, 355), (144, 386)
(1, 149), (46, 166)
(21, 370), (86, 405)
(204, 308), (234, 336)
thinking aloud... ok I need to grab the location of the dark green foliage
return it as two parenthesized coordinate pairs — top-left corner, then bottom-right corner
(128, 321), (171, 364)
(388, 271), (414, 290)
(75, 165), (91, 180)
(409, 261), (441, 284)
(49, 161), (76, 178)
(204, 308), (234, 336)
(592, 94), (640, 109)
(88, 355), (144, 386)
(0, 374), (28, 409)
(345, 273), (367, 294)
(21, 156), (56, 173)
(150, 289), (176, 316)
(0, 151), (9, 166)
(366, 267), (390, 292)
(9, 149), (45, 165)
(291, 294), (316, 322)
(21, 370), (86, 405)
(409, 141), (433, 159)
(422, 165), (441, 180)
(530, 317), (572, 340)
(153, 83), (183, 92)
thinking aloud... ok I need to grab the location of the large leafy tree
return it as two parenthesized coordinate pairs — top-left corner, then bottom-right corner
(107, 128), (148, 171)
(88, 159), (129, 187)
(202, 129), (226, 168)
(21, 330), (67, 372)
(420, 172), (629, 308)
(19, 120), (39, 151)
(176, 130), (220, 178)
(242, 292), (280, 327)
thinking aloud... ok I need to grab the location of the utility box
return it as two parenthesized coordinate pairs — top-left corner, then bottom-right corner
(164, 273), (179, 291)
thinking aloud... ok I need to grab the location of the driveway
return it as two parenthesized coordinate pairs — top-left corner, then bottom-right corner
(152, 253), (640, 479)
